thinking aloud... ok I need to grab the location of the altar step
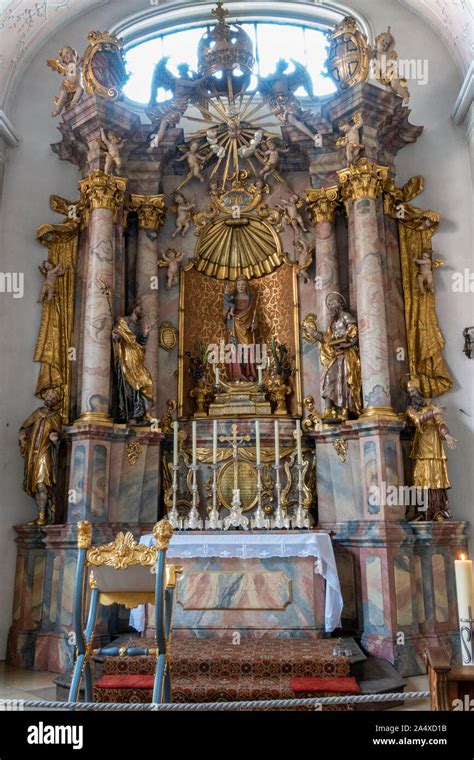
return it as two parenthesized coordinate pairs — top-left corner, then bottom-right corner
(93, 637), (356, 708)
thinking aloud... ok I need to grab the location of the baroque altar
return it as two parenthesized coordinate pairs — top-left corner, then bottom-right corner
(7, 7), (469, 678)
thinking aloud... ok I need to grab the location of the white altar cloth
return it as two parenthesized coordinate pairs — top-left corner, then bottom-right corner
(129, 532), (343, 633)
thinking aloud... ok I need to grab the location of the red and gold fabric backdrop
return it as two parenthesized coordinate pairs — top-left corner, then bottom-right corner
(179, 262), (301, 417)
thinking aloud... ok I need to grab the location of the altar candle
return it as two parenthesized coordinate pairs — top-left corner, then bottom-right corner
(212, 419), (218, 465)
(255, 419), (261, 465)
(257, 366), (263, 385)
(215, 366), (220, 385)
(274, 420), (280, 466)
(192, 420), (197, 466)
(455, 554), (474, 619)
(173, 421), (178, 466)
(296, 419), (302, 465)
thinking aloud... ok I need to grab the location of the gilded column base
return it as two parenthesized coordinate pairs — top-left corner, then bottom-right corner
(358, 405), (399, 421)
(74, 411), (114, 426)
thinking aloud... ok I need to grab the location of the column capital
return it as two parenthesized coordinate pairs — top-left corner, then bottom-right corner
(79, 170), (127, 218)
(306, 186), (339, 223)
(337, 159), (389, 202)
(128, 194), (166, 230)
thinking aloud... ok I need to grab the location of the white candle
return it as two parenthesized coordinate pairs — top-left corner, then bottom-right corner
(257, 366), (263, 385)
(173, 420), (178, 466)
(255, 419), (261, 466)
(274, 420), (280, 467)
(296, 419), (302, 465)
(192, 420), (197, 466)
(455, 554), (474, 619)
(215, 366), (220, 385)
(213, 419), (218, 465)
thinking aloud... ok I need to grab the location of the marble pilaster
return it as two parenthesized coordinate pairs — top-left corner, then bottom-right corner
(338, 160), (394, 416)
(76, 171), (127, 423)
(129, 194), (166, 414)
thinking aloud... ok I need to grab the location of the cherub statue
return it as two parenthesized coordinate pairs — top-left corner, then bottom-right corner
(413, 249), (443, 295)
(100, 129), (125, 175)
(336, 113), (364, 165)
(276, 194), (308, 235)
(176, 140), (207, 183)
(38, 260), (67, 304)
(206, 127), (226, 158)
(47, 46), (83, 117)
(295, 239), (313, 284)
(147, 59), (208, 150)
(372, 28), (410, 103)
(171, 192), (196, 238)
(258, 137), (289, 182)
(158, 248), (184, 289)
(238, 129), (263, 159)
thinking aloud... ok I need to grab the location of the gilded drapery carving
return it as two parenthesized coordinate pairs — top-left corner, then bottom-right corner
(35, 220), (79, 422)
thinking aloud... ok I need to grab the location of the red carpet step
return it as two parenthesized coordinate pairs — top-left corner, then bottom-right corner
(94, 638), (353, 707)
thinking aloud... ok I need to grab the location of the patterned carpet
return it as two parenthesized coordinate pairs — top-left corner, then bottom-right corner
(94, 638), (354, 708)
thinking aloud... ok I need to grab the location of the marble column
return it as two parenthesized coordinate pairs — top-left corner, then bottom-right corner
(338, 160), (395, 417)
(130, 194), (166, 415)
(76, 170), (127, 423)
(306, 187), (340, 410)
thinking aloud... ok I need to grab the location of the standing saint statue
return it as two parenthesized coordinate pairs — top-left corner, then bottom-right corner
(313, 292), (362, 418)
(223, 276), (258, 382)
(18, 387), (63, 525)
(112, 299), (154, 423)
(405, 377), (456, 521)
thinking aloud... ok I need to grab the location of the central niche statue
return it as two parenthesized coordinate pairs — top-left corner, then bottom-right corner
(112, 299), (154, 424)
(223, 276), (258, 382)
(313, 292), (362, 418)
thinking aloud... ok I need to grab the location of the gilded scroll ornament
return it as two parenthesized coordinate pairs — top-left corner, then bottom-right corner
(82, 31), (127, 100)
(326, 16), (370, 91)
(35, 220), (78, 422)
(301, 314), (319, 344)
(159, 400), (177, 433)
(333, 439), (348, 462)
(302, 396), (323, 432)
(306, 187), (339, 224)
(87, 531), (157, 568)
(126, 440), (143, 466)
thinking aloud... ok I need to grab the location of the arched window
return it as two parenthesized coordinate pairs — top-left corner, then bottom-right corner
(123, 22), (337, 105)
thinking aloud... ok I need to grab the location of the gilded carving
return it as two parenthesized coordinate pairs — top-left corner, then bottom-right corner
(87, 531), (157, 568)
(153, 518), (174, 550)
(333, 439), (348, 462)
(79, 170), (127, 220)
(77, 520), (93, 549)
(326, 16), (370, 91)
(337, 159), (389, 202)
(82, 31), (127, 100)
(126, 440), (143, 466)
(306, 187), (339, 224)
(129, 194), (166, 230)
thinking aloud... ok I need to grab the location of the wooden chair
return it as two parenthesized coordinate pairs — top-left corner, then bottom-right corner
(425, 646), (474, 711)
(68, 519), (181, 704)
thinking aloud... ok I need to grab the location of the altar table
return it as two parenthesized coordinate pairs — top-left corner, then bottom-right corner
(130, 531), (343, 635)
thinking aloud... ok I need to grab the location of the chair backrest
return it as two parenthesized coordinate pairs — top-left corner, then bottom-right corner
(86, 530), (158, 594)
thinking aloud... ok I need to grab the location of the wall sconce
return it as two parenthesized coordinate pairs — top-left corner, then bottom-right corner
(463, 327), (474, 359)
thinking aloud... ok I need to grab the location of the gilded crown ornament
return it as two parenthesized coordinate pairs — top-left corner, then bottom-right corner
(197, 2), (254, 91)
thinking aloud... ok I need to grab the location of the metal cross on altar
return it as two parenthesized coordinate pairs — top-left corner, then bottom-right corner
(212, 1), (229, 25)
(219, 423), (250, 490)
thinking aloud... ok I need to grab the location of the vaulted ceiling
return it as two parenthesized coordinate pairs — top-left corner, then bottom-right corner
(0, 0), (471, 113)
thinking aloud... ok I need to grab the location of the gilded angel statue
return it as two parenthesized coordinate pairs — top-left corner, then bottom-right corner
(147, 59), (209, 150)
(275, 194), (308, 235)
(47, 46), (83, 117)
(258, 137), (289, 182)
(176, 140), (208, 183)
(158, 247), (184, 290)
